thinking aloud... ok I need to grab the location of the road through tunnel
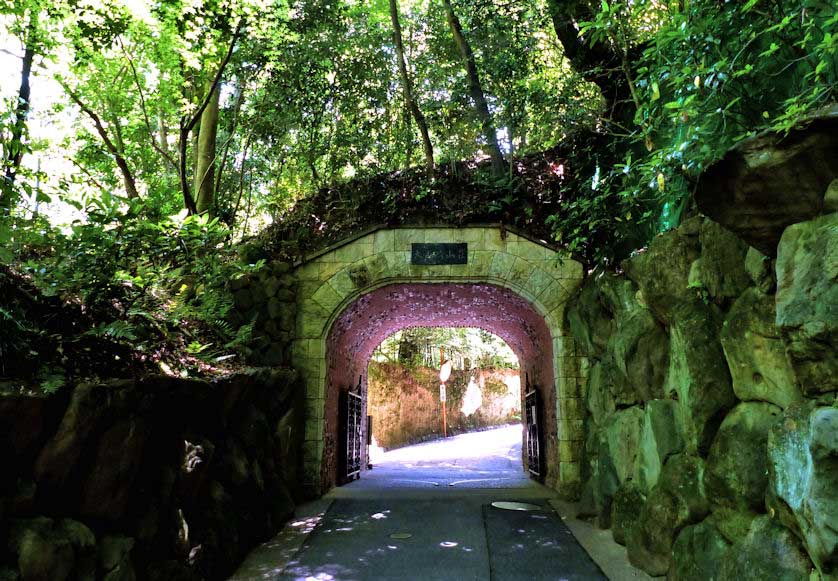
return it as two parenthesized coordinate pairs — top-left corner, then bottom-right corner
(325, 283), (554, 489)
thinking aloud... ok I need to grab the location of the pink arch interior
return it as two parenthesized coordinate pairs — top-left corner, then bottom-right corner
(322, 283), (556, 489)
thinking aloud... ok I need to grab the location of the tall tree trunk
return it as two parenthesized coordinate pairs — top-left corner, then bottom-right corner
(3, 11), (37, 196)
(442, 0), (506, 178)
(545, 0), (635, 126)
(116, 156), (140, 200)
(390, 0), (434, 177)
(178, 21), (242, 215)
(193, 82), (220, 215)
(158, 109), (171, 157)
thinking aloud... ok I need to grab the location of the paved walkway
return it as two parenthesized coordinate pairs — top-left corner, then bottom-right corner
(232, 426), (613, 581)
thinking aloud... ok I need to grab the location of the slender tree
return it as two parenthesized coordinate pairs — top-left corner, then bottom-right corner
(4, 12), (36, 187)
(61, 82), (141, 200)
(193, 82), (220, 215)
(442, 0), (506, 178)
(178, 20), (242, 215)
(1, 7), (40, 214)
(389, 0), (434, 176)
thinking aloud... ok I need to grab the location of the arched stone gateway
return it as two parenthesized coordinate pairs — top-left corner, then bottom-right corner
(291, 226), (584, 497)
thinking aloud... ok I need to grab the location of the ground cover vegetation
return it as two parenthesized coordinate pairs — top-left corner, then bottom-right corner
(0, 0), (836, 388)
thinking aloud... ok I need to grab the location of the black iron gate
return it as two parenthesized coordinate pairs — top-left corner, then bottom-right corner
(339, 376), (363, 483)
(525, 375), (543, 480)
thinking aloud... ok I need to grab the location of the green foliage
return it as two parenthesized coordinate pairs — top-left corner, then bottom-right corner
(373, 327), (519, 370)
(39, 370), (66, 394)
(1, 203), (260, 368)
(4, 0), (597, 226)
(86, 320), (137, 341)
(636, 0), (836, 198)
(560, 0), (838, 264)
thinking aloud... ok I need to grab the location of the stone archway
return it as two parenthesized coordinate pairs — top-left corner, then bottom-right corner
(291, 226), (584, 497)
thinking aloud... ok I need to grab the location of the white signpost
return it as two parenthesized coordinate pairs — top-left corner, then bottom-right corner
(439, 357), (452, 436)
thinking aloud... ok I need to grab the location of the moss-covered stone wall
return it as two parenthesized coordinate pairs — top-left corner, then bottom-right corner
(227, 261), (297, 367)
(568, 210), (837, 579)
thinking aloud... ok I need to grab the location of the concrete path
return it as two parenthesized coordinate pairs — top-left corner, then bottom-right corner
(232, 426), (647, 581)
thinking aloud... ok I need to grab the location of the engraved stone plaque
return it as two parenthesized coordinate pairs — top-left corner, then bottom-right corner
(411, 242), (468, 265)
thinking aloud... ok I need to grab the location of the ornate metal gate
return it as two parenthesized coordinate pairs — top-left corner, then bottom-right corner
(339, 376), (363, 483)
(525, 375), (543, 480)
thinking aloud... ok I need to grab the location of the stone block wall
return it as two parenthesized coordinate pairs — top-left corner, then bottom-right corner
(0, 368), (305, 581)
(568, 212), (838, 579)
(227, 260), (297, 367)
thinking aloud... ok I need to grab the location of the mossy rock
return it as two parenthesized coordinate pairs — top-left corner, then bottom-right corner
(611, 481), (646, 546)
(719, 516), (814, 581)
(627, 454), (709, 576)
(669, 519), (731, 581)
(705, 402), (782, 513)
(768, 402), (838, 576)
(720, 288), (801, 408)
(665, 301), (735, 454)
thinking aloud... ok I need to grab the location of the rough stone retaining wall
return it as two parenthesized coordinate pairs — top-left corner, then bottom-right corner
(228, 260), (297, 367)
(568, 211), (837, 579)
(0, 368), (304, 581)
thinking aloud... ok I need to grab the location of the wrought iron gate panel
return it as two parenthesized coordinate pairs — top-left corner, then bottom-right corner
(339, 381), (363, 483)
(346, 391), (362, 479)
(525, 379), (543, 480)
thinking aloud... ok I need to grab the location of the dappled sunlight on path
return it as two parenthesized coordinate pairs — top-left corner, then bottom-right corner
(232, 426), (607, 581)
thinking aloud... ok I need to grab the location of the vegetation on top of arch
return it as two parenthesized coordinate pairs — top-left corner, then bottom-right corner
(248, 130), (611, 263)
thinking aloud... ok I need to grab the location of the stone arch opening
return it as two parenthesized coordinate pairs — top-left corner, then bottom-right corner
(290, 226), (585, 498)
(324, 282), (555, 491)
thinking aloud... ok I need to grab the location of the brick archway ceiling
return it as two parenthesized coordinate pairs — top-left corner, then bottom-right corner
(327, 283), (552, 367)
